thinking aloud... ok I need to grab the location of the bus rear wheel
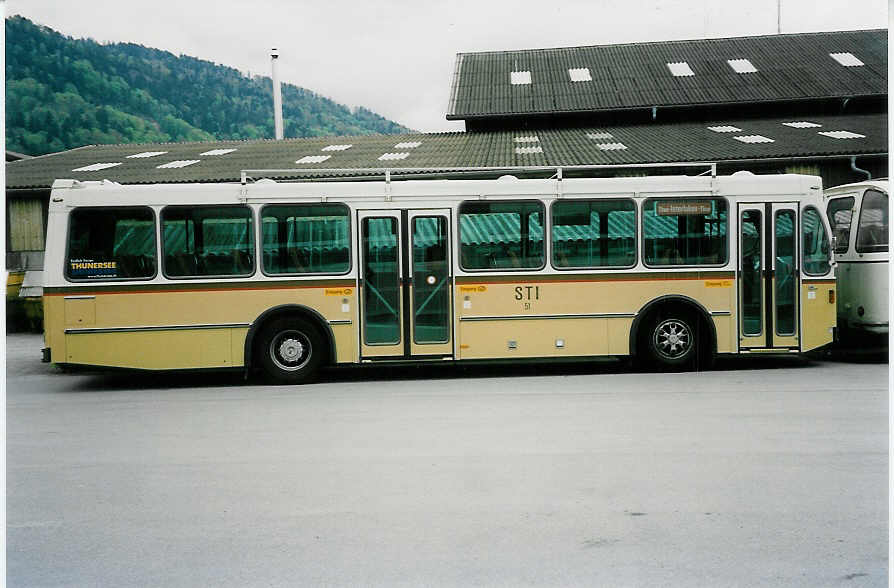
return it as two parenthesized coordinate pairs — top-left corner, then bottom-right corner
(644, 313), (697, 370)
(257, 318), (324, 384)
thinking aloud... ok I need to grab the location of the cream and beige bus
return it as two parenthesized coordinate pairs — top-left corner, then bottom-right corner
(41, 166), (836, 383)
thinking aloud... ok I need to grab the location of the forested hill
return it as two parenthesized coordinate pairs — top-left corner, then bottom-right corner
(5, 16), (413, 156)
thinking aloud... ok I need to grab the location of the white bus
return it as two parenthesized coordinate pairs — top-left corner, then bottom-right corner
(824, 179), (888, 341)
(41, 166), (836, 383)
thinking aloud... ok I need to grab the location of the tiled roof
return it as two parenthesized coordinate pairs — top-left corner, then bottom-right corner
(6, 113), (886, 190)
(447, 30), (887, 119)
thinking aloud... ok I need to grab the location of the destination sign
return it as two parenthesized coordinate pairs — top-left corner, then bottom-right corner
(657, 201), (713, 216)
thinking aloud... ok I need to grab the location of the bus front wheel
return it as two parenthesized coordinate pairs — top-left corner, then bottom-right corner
(257, 317), (324, 384)
(644, 313), (697, 370)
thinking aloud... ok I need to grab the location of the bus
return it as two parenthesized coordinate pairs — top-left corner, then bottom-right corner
(41, 166), (836, 383)
(824, 179), (888, 341)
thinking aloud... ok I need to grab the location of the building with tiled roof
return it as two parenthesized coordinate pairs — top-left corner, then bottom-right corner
(447, 30), (886, 126)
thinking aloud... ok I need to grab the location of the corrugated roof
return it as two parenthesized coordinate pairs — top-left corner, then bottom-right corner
(6, 113), (886, 190)
(447, 30), (887, 119)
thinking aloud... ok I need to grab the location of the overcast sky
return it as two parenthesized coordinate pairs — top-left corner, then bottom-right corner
(5, 0), (888, 133)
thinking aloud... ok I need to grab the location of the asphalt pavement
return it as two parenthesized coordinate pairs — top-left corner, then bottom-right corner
(6, 333), (888, 587)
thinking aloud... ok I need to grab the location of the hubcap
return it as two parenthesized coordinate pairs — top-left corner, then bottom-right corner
(653, 319), (692, 360)
(269, 330), (312, 371)
(278, 338), (304, 363)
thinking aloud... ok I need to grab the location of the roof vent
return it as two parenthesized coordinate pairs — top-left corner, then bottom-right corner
(708, 125), (742, 133)
(732, 170), (754, 176)
(733, 135), (774, 144)
(596, 143), (627, 151)
(515, 146), (543, 154)
(514, 136), (539, 143)
(157, 160), (201, 169)
(378, 152), (410, 161)
(667, 62), (695, 77)
(498, 175), (519, 181)
(829, 52), (864, 67)
(295, 155), (331, 164)
(782, 121), (822, 128)
(321, 144), (353, 151)
(200, 148), (237, 156)
(586, 132), (613, 140)
(568, 67), (592, 82)
(71, 162), (122, 172)
(127, 151), (168, 159)
(510, 71), (532, 85)
(394, 141), (422, 149)
(727, 59), (757, 73)
(818, 130), (866, 139)
(256, 178), (278, 184)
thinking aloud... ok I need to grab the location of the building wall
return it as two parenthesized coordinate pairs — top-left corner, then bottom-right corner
(6, 191), (48, 271)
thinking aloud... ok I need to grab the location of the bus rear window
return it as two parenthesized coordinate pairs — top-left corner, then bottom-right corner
(459, 201), (544, 270)
(643, 198), (727, 266)
(261, 204), (350, 274)
(162, 206), (254, 277)
(66, 207), (156, 281)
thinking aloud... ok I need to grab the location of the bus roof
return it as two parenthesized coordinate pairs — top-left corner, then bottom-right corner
(49, 173), (822, 209)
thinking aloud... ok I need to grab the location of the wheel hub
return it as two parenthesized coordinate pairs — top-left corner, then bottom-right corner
(278, 338), (304, 363)
(654, 319), (691, 360)
(269, 330), (312, 372)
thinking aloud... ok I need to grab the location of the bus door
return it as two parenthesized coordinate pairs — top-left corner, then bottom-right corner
(357, 209), (453, 359)
(737, 203), (800, 350)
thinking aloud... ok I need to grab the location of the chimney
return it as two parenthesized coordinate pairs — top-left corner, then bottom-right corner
(271, 48), (284, 140)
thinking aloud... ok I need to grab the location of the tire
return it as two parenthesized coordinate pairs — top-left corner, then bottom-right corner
(257, 317), (324, 384)
(644, 313), (698, 370)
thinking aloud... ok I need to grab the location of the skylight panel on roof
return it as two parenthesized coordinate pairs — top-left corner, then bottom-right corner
(515, 146), (543, 154)
(321, 144), (352, 151)
(586, 132), (613, 140)
(394, 142), (421, 149)
(782, 121), (822, 128)
(830, 52), (864, 67)
(568, 67), (592, 82)
(510, 71), (532, 85)
(378, 152), (409, 161)
(596, 143), (627, 151)
(818, 130), (866, 139)
(667, 62), (694, 77)
(71, 162), (122, 172)
(200, 148), (237, 156)
(295, 155), (331, 164)
(733, 135), (774, 144)
(727, 59), (757, 73)
(514, 136), (539, 143)
(127, 151), (168, 159)
(708, 125), (742, 133)
(157, 160), (201, 169)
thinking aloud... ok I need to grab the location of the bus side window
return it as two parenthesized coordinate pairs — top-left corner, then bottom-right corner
(855, 190), (889, 253)
(642, 198), (728, 266)
(162, 206), (254, 278)
(261, 204), (350, 275)
(802, 206), (831, 275)
(66, 207), (157, 281)
(458, 201), (545, 271)
(826, 196), (855, 253)
(550, 199), (636, 269)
